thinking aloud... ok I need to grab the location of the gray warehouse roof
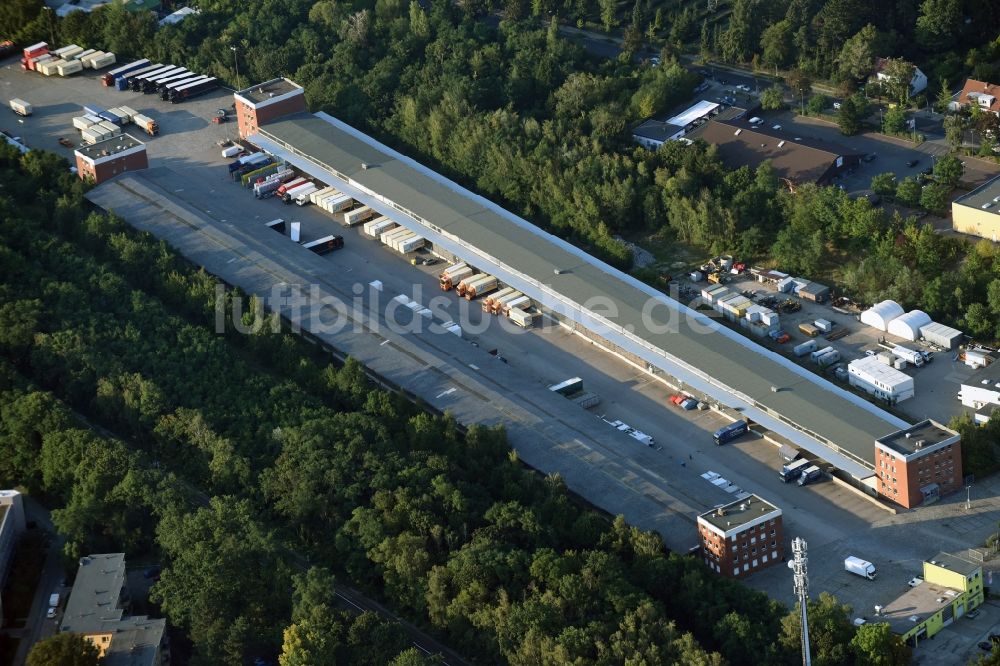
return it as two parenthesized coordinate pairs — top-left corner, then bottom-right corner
(252, 112), (909, 475)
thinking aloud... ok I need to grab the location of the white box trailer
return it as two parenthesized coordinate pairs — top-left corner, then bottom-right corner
(323, 193), (353, 213)
(79, 51), (104, 68)
(37, 59), (65, 76)
(282, 181), (314, 202)
(54, 44), (82, 58)
(381, 227), (412, 245)
(90, 52), (117, 70)
(98, 120), (121, 136)
(398, 235), (425, 254)
(309, 186), (338, 205)
(504, 295), (531, 313)
(72, 116), (96, 130)
(508, 307), (538, 328)
(81, 127), (104, 144)
(56, 59), (83, 76)
(364, 218), (395, 238)
(72, 48), (96, 62)
(388, 231), (417, 252)
(9, 99), (33, 116)
(111, 106), (136, 122)
(290, 222), (301, 243)
(343, 205), (375, 226)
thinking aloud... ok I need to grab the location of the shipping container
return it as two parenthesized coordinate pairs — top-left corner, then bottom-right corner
(72, 48), (96, 62)
(398, 235), (425, 254)
(798, 322), (819, 338)
(145, 69), (192, 93)
(380, 227), (412, 246)
(98, 120), (122, 136)
(130, 64), (176, 91)
(792, 339), (817, 357)
(159, 75), (208, 99)
(131, 113), (159, 136)
(80, 127), (103, 144)
(503, 295), (531, 313)
(9, 99), (32, 117)
(53, 45), (82, 58)
(390, 231), (417, 252)
(323, 194), (353, 213)
(115, 62), (164, 89)
(79, 50), (104, 67)
(37, 59), (66, 76)
(363, 217), (395, 237)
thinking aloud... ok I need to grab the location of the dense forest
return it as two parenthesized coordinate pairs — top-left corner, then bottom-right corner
(0, 141), (911, 662)
(3, 0), (1000, 343)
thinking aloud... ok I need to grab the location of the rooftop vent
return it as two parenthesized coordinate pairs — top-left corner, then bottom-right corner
(739, 503), (747, 511)
(361, 162), (369, 170)
(717, 507), (726, 517)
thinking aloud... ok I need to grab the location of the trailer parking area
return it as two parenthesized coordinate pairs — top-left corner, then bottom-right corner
(0, 53), (236, 159)
(5, 57), (1000, 635)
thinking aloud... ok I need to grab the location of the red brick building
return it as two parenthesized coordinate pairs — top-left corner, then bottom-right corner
(697, 494), (784, 579)
(234, 78), (306, 140)
(875, 420), (962, 508)
(74, 134), (148, 184)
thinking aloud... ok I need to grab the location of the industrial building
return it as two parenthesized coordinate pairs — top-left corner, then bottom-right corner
(881, 553), (983, 647)
(686, 118), (861, 188)
(859, 300), (962, 347)
(696, 494), (783, 579)
(952, 173), (1000, 241)
(74, 134), (147, 184)
(874, 420), (962, 508)
(631, 100), (722, 149)
(848, 356), (914, 404)
(61, 553), (166, 665)
(235, 78), (929, 501)
(0, 490), (25, 625)
(957, 358), (1000, 421)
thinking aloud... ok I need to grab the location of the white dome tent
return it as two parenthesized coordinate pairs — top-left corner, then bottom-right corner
(859, 300), (904, 331)
(887, 310), (932, 341)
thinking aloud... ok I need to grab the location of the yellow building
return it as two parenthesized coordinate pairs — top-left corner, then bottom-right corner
(953, 174), (1000, 241)
(879, 552), (984, 648)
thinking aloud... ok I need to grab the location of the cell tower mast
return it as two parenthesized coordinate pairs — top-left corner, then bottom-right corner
(790, 537), (811, 666)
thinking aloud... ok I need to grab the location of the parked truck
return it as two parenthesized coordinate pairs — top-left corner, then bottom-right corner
(115, 62), (163, 90)
(292, 183), (319, 205)
(439, 263), (472, 291)
(9, 98), (32, 116)
(302, 235), (345, 255)
(797, 465), (822, 486)
(159, 75), (208, 99)
(891, 345), (924, 367)
(398, 235), (425, 254)
(455, 273), (484, 297)
(132, 113), (159, 136)
(779, 458), (810, 483)
(148, 70), (194, 93)
(228, 152), (268, 173)
(465, 275), (498, 300)
(343, 205), (375, 226)
(844, 556), (876, 580)
(282, 181), (315, 204)
(491, 291), (524, 315)
(309, 186), (338, 205)
(483, 287), (516, 312)
(503, 295), (531, 314)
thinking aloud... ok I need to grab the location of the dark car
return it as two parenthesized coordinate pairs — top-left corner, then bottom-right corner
(143, 566), (161, 579)
(980, 641), (995, 652)
(906, 159), (919, 167)
(861, 154), (877, 162)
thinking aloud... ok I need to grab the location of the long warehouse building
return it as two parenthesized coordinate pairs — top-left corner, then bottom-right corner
(235, 78), (939, 500)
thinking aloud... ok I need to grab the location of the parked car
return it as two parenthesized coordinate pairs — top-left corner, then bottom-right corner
(907, 577), (923, 587)
(833, 101), (842, 109)
(966, 609), (980, 619)
(46, 607), (57, 619)
(862, 154), (877, 162)
(906, 159), (919, 167)
(772, 124), (782, 130)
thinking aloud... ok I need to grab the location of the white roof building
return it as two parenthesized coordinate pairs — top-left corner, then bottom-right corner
(887, 310), (932, 342)
(860, 300), (904, 331)
(848, 356), (914, 404)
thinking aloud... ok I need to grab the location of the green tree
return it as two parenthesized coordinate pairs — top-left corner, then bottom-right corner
(760, 85), (785, 110)
(850, 622), (912, 666)
(26, 632), (101, 666)
(837, 96), (864, 136)
(933, 155), (964, 187)
(760, 20), (793, 70)
(896, 178), (922, 206)
(986, 278), (1000, 317)
(806, 94), (828, 115)
(965, 302), (994, 339)
(836, 24), (877, 82)
(779, 593), (854, 665)
(944, 115), (966, 149)
(883, 105), (906, 134)
(879, 59), (916, 105)
(915, 0), (962, 51)
(870, 172), (897, 196)
(920, 181), (950, 214)
(599, 0), (616, 32)
(152, 497), (292, 663)
(936, 78), (952, 113)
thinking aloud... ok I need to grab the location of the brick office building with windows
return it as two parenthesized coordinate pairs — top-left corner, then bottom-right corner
(874, 420), (962, 508)
(234, 78), (306, 140)
(697, 494), (784, 579)
(73, 134), (148, 184)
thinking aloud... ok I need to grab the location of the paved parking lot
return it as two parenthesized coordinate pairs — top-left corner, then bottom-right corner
(5, 56), (999, 659)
